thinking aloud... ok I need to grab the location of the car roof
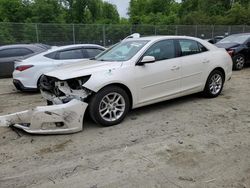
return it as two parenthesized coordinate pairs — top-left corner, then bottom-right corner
(124, 35), (207, 43)
(47, 44), (105, 53)
(228, 33), (250, 37)
(0, 44), (50, 52)
(123, 35), (218, 51)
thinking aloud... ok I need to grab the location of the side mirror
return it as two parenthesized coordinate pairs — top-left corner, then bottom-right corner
(137, 56), (156, 66)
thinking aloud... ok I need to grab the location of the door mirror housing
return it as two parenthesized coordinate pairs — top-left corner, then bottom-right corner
(137, 56), (156, 66)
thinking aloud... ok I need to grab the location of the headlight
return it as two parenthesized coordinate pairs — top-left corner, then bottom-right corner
(66, 75), (91, 90)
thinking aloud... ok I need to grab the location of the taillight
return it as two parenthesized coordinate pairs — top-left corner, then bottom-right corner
(227, 50), (234, 57)
(15, 65), (34, 71)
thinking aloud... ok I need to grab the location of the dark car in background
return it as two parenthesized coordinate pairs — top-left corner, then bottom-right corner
(0, 44), (50, 78)
(207, 36), (225, 44)
(215, 33), (250, 70)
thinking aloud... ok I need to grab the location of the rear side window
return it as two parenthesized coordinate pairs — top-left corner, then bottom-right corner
(178, 39), (207, 56)
(198, 43), (208, 52)
(44, 52), (57, 59)
(57, 49), (84, 60)
(85, 48), (104, 58)
(143, 40), (176, 61)
(0, 48), (33, 58)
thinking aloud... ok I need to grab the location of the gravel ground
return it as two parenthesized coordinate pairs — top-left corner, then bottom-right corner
(0, 67), (250, 188)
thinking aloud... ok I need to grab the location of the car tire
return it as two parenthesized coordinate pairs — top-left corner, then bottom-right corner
(233, 54), (245, 70)
(203, 70), (224, 98)
(89, 86), (130, 126)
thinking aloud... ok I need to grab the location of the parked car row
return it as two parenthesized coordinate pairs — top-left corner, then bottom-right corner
(0, 33), (249, 134)
(30, 34), (232, 134)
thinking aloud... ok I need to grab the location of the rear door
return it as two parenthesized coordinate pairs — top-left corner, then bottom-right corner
(176, 39), (209, 92)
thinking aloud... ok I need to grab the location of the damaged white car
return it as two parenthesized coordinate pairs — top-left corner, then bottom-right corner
(0, 35), (232, 134)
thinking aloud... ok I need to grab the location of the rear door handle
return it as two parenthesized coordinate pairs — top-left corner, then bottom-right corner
(171, 66), (180, 71)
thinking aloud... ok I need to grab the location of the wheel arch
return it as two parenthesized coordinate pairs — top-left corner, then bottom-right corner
(203, 67), (226, 91)
(211, 67), (225, 81)
(97, 83), (134, 109)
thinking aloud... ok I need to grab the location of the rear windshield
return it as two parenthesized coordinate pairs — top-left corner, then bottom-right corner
(218, 35), (250, 44)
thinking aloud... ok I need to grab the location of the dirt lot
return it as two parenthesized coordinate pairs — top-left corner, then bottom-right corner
(0, 68), (250, 188)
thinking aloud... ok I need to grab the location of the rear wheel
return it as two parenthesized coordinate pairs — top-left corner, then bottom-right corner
(89, 86), (130, 126)
(203, 70), (224, 98)
(233, 54), (245, 70)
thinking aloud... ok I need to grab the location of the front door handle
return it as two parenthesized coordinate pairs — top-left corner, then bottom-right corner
(171, 66), (180, 71)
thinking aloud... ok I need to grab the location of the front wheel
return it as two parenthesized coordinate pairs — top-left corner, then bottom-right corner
(89, 86), (130, 126)
(203, 70), (224, 98)
(233, 54), (245, 70)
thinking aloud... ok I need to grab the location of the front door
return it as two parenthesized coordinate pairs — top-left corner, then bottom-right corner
(135, 39), (182, 104)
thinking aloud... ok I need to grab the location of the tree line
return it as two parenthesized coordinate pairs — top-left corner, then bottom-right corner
(0, 0), (120, 24)
(0, 0), (250, 25)
(129, 0), (250, 25)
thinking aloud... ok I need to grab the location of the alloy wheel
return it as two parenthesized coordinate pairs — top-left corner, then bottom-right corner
(99, 92), (126, 122)
(235, 56), (245, 70)
(209, 73), (223, 95)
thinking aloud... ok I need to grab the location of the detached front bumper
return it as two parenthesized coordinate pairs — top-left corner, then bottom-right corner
(0, 99), (88, 134)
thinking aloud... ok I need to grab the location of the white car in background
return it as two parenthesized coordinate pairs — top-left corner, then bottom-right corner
(13, 44), (105, 91)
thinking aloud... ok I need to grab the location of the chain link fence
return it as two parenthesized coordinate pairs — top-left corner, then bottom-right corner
(0, 22), (249, 47)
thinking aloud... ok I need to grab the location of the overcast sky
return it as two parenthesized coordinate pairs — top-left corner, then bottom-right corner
(104, 0), (130, 18)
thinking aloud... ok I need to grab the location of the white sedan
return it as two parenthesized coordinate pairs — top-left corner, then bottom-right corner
(0, 35), (232, 134)
(13, 44), (105, 91)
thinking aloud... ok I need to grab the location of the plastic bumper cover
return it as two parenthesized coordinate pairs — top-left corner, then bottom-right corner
(0, 99), (88, 134)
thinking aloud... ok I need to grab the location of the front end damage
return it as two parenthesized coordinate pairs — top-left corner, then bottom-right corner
(0, 75), (92, 134)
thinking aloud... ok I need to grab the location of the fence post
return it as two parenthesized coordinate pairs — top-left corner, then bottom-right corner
(35, 24), (39, 43)
(175, 25), (178, 35)
(154, 25), (157, 35)
(102, 25), (106, 47)
(243, 25), (245, 32)
(195, 25), (198, 37)
(211, 25), (214, 38)
(228, 25), (231, 35)
(72, 24), (75, 44)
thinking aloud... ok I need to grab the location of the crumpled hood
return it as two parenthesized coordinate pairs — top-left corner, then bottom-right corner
(215, 42), (241, 49)
(45, 60), (122, 80)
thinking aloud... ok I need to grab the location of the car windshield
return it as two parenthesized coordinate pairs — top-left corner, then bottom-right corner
(95, 40), (149, 61)
(218, 35), (249, 44)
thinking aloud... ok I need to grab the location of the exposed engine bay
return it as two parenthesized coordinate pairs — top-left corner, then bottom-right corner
(39, 75), (93, 105)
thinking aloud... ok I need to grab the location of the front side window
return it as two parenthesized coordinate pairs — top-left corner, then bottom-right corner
(178, 39), (204, 56)
(58, 49), (84, 60)
(96, 40), (149, 61)
(143, 40), (176, 61)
